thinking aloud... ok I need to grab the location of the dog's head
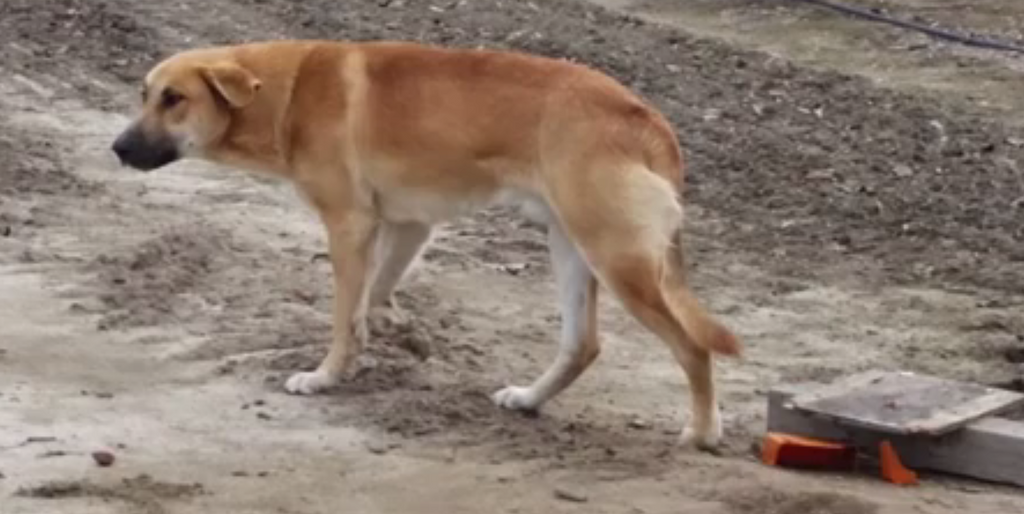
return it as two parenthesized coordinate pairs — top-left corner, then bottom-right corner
(112, 51), (262, 171)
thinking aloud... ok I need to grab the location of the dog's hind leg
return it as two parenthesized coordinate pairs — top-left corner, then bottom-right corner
(549, 163), (738, 449)
(493, 220), (600, 411)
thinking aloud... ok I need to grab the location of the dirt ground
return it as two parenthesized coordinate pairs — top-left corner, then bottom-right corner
(2, 0), (1023, 512)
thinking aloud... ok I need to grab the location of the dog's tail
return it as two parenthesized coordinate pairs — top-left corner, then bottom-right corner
(664, 227), (741, 356)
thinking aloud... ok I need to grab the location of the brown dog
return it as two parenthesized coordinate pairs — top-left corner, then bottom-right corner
(112, 40), (740, 448)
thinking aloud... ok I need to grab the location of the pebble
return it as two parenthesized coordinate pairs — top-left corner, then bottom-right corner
(553, 486), (588, 503)
(627, 417), (650, 430)
(91, 450), (115, 467)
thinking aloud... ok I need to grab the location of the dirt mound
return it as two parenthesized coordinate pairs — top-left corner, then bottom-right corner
(90, 226), (237, 330)
(713, 486), (879, 514)
(0, 0), (162, 104)
(0, 129), (101, 198)
(17, 474), (205, 514)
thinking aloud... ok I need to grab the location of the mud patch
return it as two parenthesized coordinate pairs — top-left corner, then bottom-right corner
(16, 474), (205, 514)
(711, 485), (879, 514)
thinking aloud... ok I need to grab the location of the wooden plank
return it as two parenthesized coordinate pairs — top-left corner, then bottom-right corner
(788, 371), (1024, 436)
(769, 385), (1024, 487)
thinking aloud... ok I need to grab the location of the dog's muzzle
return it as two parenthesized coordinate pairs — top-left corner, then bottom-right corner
(111, 124), (180, 171)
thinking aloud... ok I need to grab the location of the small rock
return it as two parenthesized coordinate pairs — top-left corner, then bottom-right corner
(627, 418), (651, 430)
(1, 226), (11, 237)
(256, 412), (273, 421)
(892, 164), (914, 178)
(701, 109), (721, 122)
(499, 263), (529, 276)
(553, 487), (588, 503)
(806, 168), (835, 180)
(665, 64), (681, 73)
(91, 450), (115, 467)
(365, 440), (399, 455)
(231, 471), (249, 477)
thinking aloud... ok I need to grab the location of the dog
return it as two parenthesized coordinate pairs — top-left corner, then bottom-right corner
(111, 40), (741, 449)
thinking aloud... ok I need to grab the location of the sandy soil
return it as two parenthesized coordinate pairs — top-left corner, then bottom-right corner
(1, 0), (1023, 512)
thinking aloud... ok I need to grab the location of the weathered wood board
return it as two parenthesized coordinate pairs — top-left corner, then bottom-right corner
(769, 383), (1024, 487)
(786, 371), (1024, 436)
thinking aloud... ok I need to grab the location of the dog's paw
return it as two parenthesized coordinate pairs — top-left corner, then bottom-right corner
(492, 386), (540, 412)
(284, 370), (339, 395)
(679, 415), (723, 452)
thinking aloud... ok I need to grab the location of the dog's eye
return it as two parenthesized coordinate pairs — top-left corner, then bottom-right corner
(161, 89), (185, 109)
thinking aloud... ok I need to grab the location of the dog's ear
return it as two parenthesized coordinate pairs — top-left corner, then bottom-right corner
(201, 63), (262, 108)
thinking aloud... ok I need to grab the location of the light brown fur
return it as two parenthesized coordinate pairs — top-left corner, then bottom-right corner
(113, 40), (741, 448)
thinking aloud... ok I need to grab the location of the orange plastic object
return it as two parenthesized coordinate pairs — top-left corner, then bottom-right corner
(879, 440), (918, 486)
(761, 432), (856, 470)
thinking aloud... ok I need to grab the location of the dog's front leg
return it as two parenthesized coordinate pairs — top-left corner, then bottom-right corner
(285, 212), (379, 395)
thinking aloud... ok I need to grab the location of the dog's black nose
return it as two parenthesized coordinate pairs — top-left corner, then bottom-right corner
(111, 133), (132, 165)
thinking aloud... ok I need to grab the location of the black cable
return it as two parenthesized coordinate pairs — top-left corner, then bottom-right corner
(792, 0), (1024, 55)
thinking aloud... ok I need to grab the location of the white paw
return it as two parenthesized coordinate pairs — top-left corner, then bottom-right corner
(492, 386), (540, 412)
(679, 413), (723, 451)
(284, 370), (339, 395)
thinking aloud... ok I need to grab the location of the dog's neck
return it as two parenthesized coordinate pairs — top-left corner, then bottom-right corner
(205, 91), (290, 176)
(205, 43), (324, 177)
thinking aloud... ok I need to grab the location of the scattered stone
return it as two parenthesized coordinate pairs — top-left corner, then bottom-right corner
(553, 486), (589, 503)
(627, 417), (651, 430)
(365, 440), (390, 455)
(216, 360), (238, 375)
(892, 163), (914, 178)
(91, 450), (115, 467)
(231, 471), (249, 477)
(806, 168), (835, 180)
(499, 262), (529, 276)
(256, 412), (273, 421)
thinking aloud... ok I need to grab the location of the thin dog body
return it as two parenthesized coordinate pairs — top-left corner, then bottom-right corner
(112, 40), (740, 448)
